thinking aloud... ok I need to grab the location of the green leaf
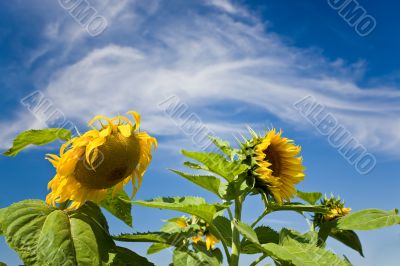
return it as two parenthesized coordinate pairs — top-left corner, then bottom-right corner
(114, 232), (184, 246)
(279, 228), (318, 247)
(133, 197), (228, 223)
(209, 136), (238, 160)
(337, 209), (400, 231)
(0, 200), (116, 265)
(241, 226), (279, 254)
(234, 220), (259, 244)
(3, 128), (71, 156)
(192, 243), (223, 265)
(147, 243), (171, 255)
(330, 230), (364, 257)
(236, 223), (349, 266)
(210, 216), (232, 247)
(0, 200), (54, 264)
(173, 249), (198, 266)
(262, 238), (350, 266)
(269, 203), (328, 214)
(0, 262), (5, 266)
(107, 246), (154, 265)
(182, 150), (248, 182)
(100, 189), (132, 227)
(296, 190), (322, 205)
(115, 232), (166, 243)
(171, 170), (223, 198)
(173, 247), (221, 266)
(220, 176), (249, 201)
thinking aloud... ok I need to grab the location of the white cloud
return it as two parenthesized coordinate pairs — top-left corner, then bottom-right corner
(2, 0), (400, 159)
(205, 0), (239, 14)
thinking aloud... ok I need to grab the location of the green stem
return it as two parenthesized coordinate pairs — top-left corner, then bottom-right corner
(249, 254), (267, 266)
(230, 197), (243, 266)
(227, 206), (234, 220)
(251, 209), (271, 228)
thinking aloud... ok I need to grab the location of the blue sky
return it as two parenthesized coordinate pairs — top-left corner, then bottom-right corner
(1, 0), (399, 265)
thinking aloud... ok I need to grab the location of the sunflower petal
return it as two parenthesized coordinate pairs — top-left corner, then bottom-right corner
(118, 124), (132, 138)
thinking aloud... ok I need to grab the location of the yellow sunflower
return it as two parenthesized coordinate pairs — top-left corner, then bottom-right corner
(244, 129), (305, 204)
(46, 111), (156, 210)
(324, 207), (352, 221)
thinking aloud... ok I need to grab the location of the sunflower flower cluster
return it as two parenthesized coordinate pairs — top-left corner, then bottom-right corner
(240, 129), (305, 204)
(173, 216), (219, 250)
(45, 111), (156, 210)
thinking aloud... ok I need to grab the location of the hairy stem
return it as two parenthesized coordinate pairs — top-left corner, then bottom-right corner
(230, 197), (243, 266)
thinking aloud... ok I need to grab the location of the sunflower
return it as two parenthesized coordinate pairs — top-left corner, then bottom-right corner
(242, 129), (305, 204)
(45, 111), (156, 210)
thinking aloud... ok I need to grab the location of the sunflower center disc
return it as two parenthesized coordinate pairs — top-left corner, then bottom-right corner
(73, 133), (141, 189)
(263, 145), (281, 177)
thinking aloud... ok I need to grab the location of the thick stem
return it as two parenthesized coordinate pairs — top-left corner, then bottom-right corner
(230, 198), (242, 266)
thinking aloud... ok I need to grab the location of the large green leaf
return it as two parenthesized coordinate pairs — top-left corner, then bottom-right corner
(241, 226), (279, 254)
(279, 228), (318, 245)
(234, 220), (259, 244)
(262, 238), (350, 266)
(114, 232), (185, 247)
(337, 209), (400, 230)
(173, 247), (221, 266)
(330, 229), (364, 257)
(3, 128), (71, 156)
(107, 246), (154, 265)
(235, 222), (349, 266)
(171, 170), (223, 198)
(296, 191), (323, 205)
(209, 136), (238, 160)
(0, 200), (118, 265)
(100, 189), (132, 227)
(0, 200), (54, 264)
(133, 197), (228, 223)
(181, 150), (248, 182)
(147, 243), (171, 255)
(173, 249), (199, 266)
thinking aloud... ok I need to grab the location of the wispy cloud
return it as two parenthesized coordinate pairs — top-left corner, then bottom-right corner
(1, 0), (400, 158)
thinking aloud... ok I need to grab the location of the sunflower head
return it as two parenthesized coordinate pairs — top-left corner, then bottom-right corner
(171, 216), (219, 250)
(314, 195), (351, 225)
(241, 128), (305, 204)
(46, 111), (156, 210)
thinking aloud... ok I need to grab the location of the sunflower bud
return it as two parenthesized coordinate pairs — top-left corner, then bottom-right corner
(314, 195), (352, 226)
